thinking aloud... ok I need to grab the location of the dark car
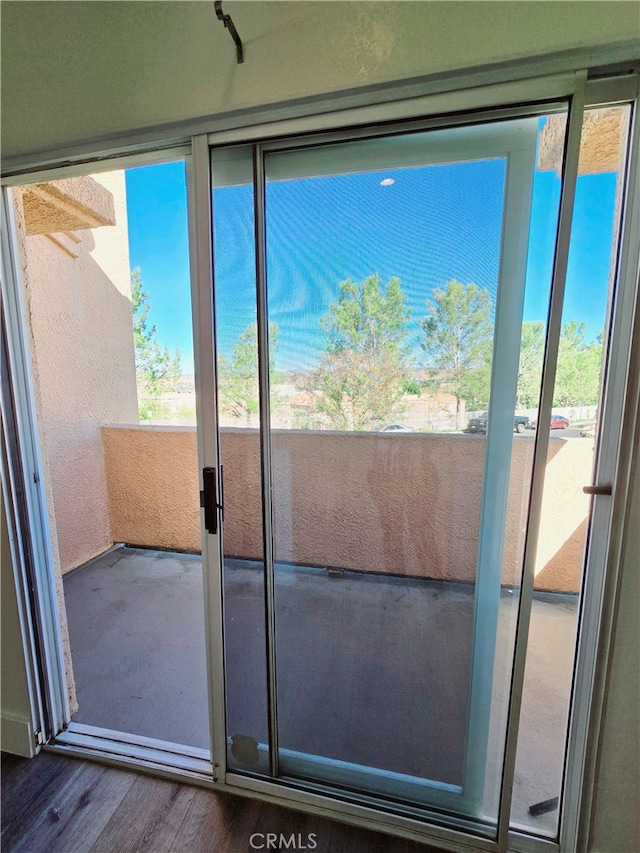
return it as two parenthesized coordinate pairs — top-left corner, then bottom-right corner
(466, 413), (531, 434)
(466, 413), (489, 433)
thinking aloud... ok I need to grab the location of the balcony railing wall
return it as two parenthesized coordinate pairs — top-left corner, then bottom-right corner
(102, 425), (592, 593)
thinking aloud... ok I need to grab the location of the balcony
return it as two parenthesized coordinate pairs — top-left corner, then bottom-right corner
(101, 424), (591, 593)
(9, 162), (598, 838)
(58, 424), (586, 836)
(64, 545), (576, 834)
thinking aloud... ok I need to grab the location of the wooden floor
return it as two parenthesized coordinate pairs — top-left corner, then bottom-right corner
(1, 751), (437, 853)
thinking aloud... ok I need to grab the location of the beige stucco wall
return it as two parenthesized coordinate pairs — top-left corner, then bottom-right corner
(13, 172), (138, 578)
(12, 171), (138, 710)
(103, 426), (202, 555)
(102, 426), (594, 593)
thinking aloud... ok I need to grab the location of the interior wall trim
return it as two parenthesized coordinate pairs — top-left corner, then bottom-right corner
(0, 712), (35, 759)
(1, 39), (638, 181)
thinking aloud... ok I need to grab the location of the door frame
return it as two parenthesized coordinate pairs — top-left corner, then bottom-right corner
(201, 69), (640, 849)
(0, 67), (638, 853)
(213, 115), (540, 818)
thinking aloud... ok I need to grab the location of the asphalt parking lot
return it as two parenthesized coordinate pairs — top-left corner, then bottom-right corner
(462, 427), (590, 440)
(521, 427), (588, 439)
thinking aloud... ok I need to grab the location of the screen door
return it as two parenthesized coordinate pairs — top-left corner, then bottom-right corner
(211, 112), (563, 825)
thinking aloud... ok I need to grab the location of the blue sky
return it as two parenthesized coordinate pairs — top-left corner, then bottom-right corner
(125, 161), (192, 364)
(124, 142), (617, 375)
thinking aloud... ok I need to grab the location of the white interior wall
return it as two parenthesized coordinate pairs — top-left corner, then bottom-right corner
(0, 484), (36, 757)
(588, 424), (640, 853)
(1, 1), (639, 158)
(0, 0), (638, 846)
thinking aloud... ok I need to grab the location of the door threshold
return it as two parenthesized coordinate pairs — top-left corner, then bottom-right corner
(46, 727), (561, 853)
(49, 721), (215, 784)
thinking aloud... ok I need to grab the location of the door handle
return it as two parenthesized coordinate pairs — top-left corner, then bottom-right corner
(201, 466), (223, 534)
(582, 483), (612, 495)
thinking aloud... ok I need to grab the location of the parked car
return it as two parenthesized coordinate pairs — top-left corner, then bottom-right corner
(514, 415), (530, 433)
(466, 413), (531, 434)
(466, 413), (489, 433)
(381, 424), (413, 433)
(529, 415), (570, 430)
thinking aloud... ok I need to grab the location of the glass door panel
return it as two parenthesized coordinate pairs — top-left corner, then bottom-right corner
(511, 103), (633, 837)
(9, 160), (210, 750)
(262, 118), (542, 820)
(210, 109), (570, 830)
(211, 147), (271, 775)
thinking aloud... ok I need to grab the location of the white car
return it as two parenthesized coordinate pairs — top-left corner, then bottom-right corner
(381, 424), (414, 433)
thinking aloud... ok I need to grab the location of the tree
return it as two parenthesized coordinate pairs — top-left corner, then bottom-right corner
(554, 321), (603, 407)
(420, 280), (493, 426)
(218, 322), (280, 422)
(305, 274), (411, 430)
(517, 321), (545, 408)
(304, 347), (409, 431)
(131, 268), (182, 399)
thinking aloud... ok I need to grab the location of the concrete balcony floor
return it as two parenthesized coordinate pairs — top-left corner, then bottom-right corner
(63, 546), (578, 838)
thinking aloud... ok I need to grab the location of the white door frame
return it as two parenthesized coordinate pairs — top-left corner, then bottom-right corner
(1, 67), (638, 853)
(213, 115), (538, 818)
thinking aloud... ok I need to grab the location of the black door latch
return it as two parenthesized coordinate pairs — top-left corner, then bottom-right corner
(200, 466), (223, 534)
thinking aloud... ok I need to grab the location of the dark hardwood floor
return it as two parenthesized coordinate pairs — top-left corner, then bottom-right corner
(1, 751), (438, 852)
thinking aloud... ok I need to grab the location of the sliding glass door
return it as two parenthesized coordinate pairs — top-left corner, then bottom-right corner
(264, 123), (539, 819)
(211, 110), (569, 828)
(2, 67), (638, 853)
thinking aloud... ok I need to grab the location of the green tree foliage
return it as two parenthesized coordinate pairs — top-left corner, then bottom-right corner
(420, 279), (493, 425)
(554, 321), (603, 407)
(219, 322), (280, 422)
(305, 274), (411, 430)
(517, 321), (546, 408)
(131, 268), (182, 399)
(516, 320), (603, 410)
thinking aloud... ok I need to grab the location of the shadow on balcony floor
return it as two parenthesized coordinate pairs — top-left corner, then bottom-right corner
(63, 545), (577, 836)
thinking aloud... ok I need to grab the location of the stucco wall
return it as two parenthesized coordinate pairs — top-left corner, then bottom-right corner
(102, 426), (594, 593)
(102, 426), (202, 555)
(13, 173), (138, 575)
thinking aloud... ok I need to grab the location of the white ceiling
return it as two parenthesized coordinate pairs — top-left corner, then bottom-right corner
(1, 1), (638, 159)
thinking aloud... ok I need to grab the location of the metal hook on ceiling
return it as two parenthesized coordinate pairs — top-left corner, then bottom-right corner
(214, 1), (244, 64)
